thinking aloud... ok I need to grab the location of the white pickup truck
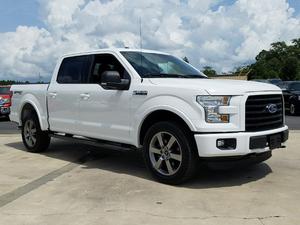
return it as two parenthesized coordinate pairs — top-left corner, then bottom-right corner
(10, 49), (289, 184)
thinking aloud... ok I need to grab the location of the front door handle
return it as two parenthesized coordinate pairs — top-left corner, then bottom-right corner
(48, 92), (57, 98)
(80, 93), (90, 100)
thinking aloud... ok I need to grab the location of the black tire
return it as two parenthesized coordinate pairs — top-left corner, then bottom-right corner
(21, 112), (50, 153)
(143, 121), (198, 185)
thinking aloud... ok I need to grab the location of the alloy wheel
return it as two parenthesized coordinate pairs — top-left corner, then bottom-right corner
(24, 120), (37, 147)
(290, 103), (295, 115)
(149, 132), (182, 176)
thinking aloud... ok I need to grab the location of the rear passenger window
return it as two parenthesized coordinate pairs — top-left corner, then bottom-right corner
(57, 56), (90, 84)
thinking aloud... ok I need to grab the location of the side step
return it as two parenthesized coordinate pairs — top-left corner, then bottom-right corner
(49, 133), (138, 152)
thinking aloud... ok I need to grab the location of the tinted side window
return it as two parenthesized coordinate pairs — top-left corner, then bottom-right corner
(57, 56), (90, 84)
(289, 83), (300, 91)
(89, 54), (130, 84)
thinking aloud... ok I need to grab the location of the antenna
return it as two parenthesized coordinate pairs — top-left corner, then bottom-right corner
(139, 17), (143, 82)
(38, 72), (42, 83)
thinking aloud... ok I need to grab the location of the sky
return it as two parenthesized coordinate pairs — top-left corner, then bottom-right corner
(0, 0), (299, 81)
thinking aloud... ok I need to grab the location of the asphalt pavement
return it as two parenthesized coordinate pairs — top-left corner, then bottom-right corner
(0, 117), (18, 134)
(285, 116), (300, 130)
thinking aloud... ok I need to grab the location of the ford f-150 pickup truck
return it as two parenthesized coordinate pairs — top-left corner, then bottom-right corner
(10, 49), (289, 184)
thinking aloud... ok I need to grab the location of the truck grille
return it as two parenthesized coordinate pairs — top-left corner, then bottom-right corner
(245, 95), (284, 132)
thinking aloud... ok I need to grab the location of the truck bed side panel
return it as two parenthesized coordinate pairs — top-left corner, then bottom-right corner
(10, 84), (49, 130)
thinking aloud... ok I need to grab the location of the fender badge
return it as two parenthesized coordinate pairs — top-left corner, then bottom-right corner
(133, 90), (148, 96)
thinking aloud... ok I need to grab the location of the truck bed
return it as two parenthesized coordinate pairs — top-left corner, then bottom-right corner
(10, 84), (49, 130)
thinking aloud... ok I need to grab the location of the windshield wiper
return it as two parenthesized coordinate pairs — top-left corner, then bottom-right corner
(143, 73), (165, 78)
(181, 75), (207, 79)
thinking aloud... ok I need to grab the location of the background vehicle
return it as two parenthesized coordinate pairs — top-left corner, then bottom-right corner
(0, 85), (12, 119)
(252, 79), (271, 84)
(280, 81), (300, 115)
(252, 79), (283, 87)
(10, 49), (289, 184)
(267, 78), (282, 86)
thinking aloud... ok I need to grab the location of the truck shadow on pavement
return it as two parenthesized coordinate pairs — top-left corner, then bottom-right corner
(5, 139), (273, 189)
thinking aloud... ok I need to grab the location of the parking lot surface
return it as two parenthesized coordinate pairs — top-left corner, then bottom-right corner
(0, 120), (300, 224)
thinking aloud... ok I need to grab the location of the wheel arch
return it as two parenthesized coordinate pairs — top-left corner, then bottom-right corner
(138, 109), (195, 146)
(19, 101), (44, 129)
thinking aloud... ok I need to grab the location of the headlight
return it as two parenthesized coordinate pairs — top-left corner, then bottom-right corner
(196, 96), (231, 123)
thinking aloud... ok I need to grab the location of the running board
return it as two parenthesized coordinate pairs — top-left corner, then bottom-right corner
(49, 133), (137, 152)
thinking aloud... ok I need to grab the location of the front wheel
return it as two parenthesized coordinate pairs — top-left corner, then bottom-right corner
(21, 113), (50, 153)
(143, 121), (198, 184)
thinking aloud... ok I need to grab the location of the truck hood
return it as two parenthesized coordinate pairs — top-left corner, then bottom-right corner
(149, 78), (281, 95)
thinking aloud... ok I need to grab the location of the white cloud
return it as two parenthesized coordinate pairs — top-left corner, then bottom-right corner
(0, 0), (299, 80)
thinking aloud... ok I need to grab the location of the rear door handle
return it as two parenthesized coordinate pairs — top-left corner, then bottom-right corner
(80, 93), (90, 100)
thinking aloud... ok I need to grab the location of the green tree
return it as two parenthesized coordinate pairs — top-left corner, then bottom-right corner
(249, 39), (300, 81)
(202, 66), (217, 77)
(281, 57), (299, 81)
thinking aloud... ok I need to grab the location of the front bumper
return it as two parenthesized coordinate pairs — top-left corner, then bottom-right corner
(194, 126), (288, 157)
(0, 106), (10, 115)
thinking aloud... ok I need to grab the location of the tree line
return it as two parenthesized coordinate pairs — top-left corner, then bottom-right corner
(200, 38), (300, 81)
(0, 80), (46, 85)
(0, 80), (30, 85)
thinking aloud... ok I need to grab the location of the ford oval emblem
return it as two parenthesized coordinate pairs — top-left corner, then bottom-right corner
(266, 104), (278, 114)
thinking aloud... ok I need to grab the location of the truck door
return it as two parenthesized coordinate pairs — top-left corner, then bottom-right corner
(77, 53), (132, 144)
(47, 55), (91, 134)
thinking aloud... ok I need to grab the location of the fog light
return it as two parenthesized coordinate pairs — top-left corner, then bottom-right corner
(217, 139), (225, 147)
(216, 138), (236, 150)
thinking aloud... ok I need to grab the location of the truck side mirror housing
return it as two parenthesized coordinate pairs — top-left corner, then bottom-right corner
(101, 71), (130, 90)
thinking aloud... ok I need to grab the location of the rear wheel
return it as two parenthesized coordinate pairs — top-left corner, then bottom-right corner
(22, 112), (50, 152)
(143, 121), (198, 184)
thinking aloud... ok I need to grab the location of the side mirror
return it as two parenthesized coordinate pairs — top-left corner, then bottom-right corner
(101, 71), (130, 90)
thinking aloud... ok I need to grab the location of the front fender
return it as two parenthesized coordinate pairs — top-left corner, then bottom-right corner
(132, 95), (203, 147)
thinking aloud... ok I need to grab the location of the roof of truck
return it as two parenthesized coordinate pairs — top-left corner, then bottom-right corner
(62, 48), (170, 58)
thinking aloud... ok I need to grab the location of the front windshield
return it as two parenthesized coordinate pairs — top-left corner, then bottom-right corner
(289, 82), (300, 91)
(121, 51), (206, 79)
(0, 87), (10, 94)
